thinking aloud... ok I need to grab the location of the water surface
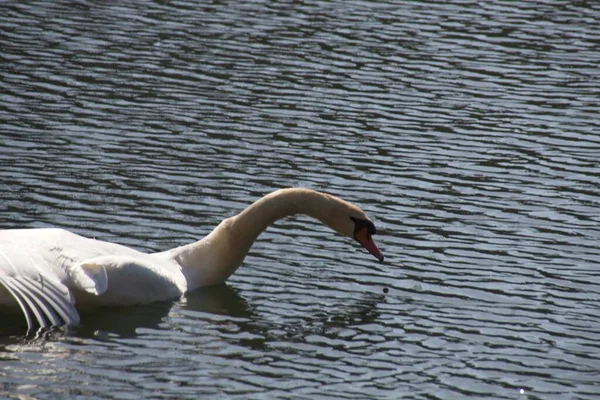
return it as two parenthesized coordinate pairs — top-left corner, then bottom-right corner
(1, 1), (599, 399)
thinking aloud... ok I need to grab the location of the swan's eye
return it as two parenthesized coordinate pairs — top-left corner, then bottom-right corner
(350, 216), (384, 262)
(350, 216), (376, 238)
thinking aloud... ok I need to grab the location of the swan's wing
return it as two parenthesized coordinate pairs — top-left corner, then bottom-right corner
(69, 260), (108, 295)
(0, 275), (80, 331)
(69, 255), (186, 306)
(0, 236), (81, 330)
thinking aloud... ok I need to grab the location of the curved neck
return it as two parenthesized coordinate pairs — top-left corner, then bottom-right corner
(167, 189), (338, 290)
(229, 188), (333, 246)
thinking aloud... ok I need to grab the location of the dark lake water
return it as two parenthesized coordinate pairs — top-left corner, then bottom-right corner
(1, 0), (600, 398)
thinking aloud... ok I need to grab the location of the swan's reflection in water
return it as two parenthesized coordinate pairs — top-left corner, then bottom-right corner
(182, 284), (253, 318)
(178, 284), (385, 353)
(2, 283), (384, 352)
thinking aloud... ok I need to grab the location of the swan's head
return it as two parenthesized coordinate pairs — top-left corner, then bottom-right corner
(322, 195), (384, 262)
(350, 216), (384, 262)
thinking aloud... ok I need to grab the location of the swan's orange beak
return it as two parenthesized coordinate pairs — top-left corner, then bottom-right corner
(355, 227), (384, 262)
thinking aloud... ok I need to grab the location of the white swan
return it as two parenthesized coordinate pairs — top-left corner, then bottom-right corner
(0, 188), (384, 330)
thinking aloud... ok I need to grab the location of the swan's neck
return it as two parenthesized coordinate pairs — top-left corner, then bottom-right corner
(167, 189), (336, 290)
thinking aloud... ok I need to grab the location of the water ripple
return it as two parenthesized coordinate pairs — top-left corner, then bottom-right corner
(2, 0), (600, 399)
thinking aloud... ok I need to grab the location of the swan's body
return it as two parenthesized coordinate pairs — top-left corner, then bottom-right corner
(0, 188), (383, 330)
